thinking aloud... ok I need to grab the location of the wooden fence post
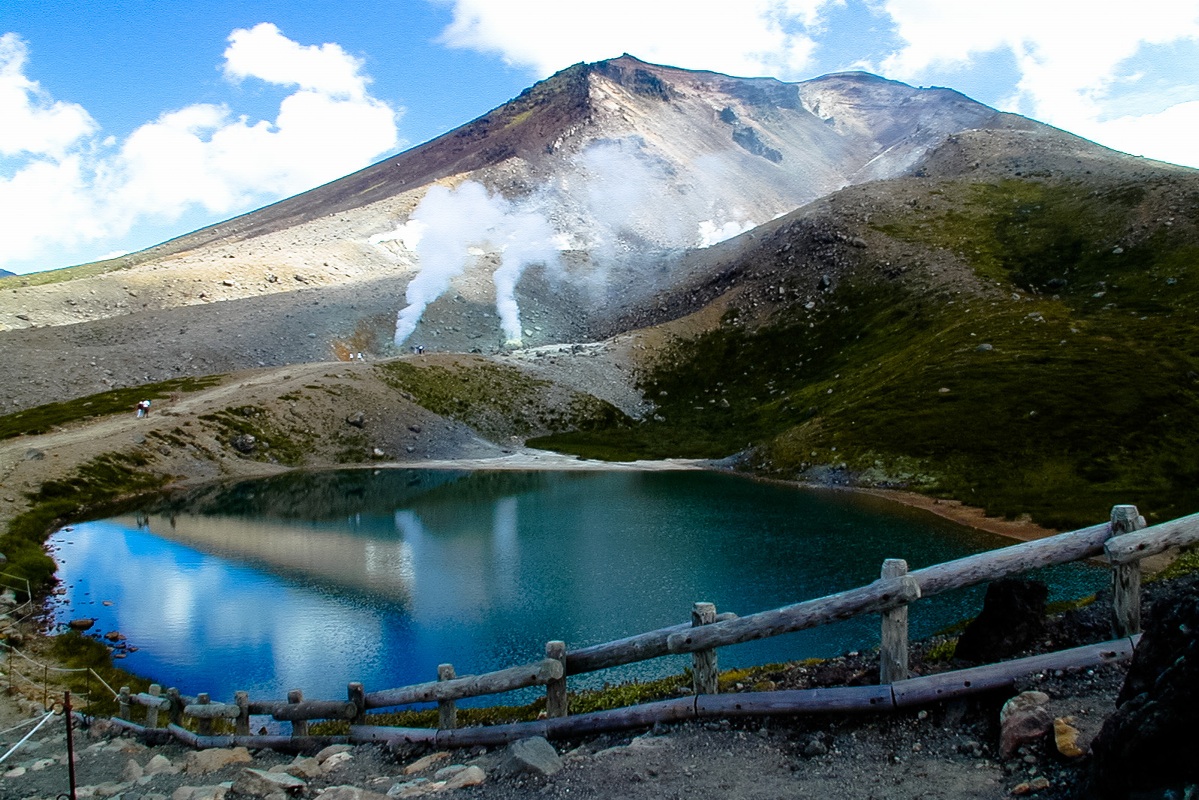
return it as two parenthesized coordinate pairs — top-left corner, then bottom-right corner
(437, 665), (457, 730)
(145, 684), (162, 729)
(880, 559), (910, 683)
(691, 602), (719, 695)
(287, 690), (307, 737)
(545, 641), (568, 718)
(1109, 504), (1147, 637)
(195, 693), (213, 736)
(166, 688), (183, 726)
(118, 686), (131, 722)
(348, 682), (366, 726)
(234, 691), (250, 736)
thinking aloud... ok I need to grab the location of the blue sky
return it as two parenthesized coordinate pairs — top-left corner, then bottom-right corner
(2, 0), (1198, 274)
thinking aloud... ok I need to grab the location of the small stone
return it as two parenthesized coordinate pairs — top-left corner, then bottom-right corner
(123, 759), (145, 782)
(403, 751), (450, 775)
(433, 765), (468, 781)
(231, 767), (305, 796)
(284, 757), (322, 779)
(144, 754), (178, 775)
(496, 736), (563, 777)
(313, 787), (390, 800)
(315, 744), (353, 764)
(322, 751), (353, 772)
(1053, 717), (1084, 758)
(184, 746), (252, 775)
(4, 766), (25, 778)
(999, 692), (1053, 757)
(443, 765), (485, 789)
(1030, 777), (1050, 791)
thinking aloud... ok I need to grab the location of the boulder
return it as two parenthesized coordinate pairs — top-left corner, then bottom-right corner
(68, 618), (96, 631)
(231, 434), (257, 453)
(184, 746), (252, 775)
(346, 411), (366, 428)
(173, 785), (229, 800)
(999, 691), (1053, 757)
(955, 578), (1047, 663)
(1088, 577), (1199, 798)
(495, 736), (563, 777)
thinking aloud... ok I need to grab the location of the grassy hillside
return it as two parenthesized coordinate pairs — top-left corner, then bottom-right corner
(534, 177), (1199, 529)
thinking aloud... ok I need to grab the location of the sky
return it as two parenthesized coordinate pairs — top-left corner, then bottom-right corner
(2, 0), (1198, 275)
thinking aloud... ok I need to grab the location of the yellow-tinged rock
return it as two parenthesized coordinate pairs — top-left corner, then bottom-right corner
(1054, 717), (1085, 758)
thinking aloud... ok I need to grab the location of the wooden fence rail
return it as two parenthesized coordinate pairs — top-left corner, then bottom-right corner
(108, 504), (1199, 750)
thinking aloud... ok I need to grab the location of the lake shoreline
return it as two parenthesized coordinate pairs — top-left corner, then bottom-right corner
(370, 450), (1061, 544)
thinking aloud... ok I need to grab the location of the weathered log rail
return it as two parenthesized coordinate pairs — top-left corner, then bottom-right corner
(109, 504), (1198, 750)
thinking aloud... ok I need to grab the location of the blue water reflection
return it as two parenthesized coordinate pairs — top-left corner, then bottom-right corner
(50, 470), (1104, 704)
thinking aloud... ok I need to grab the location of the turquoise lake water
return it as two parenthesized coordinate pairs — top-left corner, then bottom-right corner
(49, 469), (1103, 705)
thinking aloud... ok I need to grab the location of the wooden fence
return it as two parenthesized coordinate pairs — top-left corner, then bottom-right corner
(108, 504), (1199, 751)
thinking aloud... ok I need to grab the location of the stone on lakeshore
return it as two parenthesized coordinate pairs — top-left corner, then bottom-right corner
(402, 751), (450, 775)
(123, 758), (145, 782)
(322, 751), (354, 772)
(184, 746), (253, 775)
(232, 767), (305, 797)
(496, 736), (563, 777)
(999, 691), (1053, 758)
(284, 756), (324, 779)
(433, 765), (468, 781)
(443, 765), (485, 789)
(316, 744), (353, 764)
(316, 786), (390, 800)
(145, 754), (180, 775)
(172, 787), (229, 800)
(956, 578), (1047, 663)
(1053, 717), (1085, 758)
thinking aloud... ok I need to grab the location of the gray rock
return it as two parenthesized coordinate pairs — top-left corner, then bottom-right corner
(999, 691), (1053, 757)
(230, 434), (257, 453)
(345, 411), (366, 428)
(315, 744), (354, 764)
(317, 787), (390, 800)
(24, 448), (44, 461)
(232, 767), (305, 796)
(496, 736), (563, 777)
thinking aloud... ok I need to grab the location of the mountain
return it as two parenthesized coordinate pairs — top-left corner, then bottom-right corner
(1, 56), (1028, 347)
(2, 55), (1197, 532)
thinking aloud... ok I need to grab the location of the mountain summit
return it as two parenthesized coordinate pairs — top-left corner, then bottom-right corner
(3, 55), (1030, 348)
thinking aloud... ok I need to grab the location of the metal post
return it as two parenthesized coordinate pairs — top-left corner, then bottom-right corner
(64, 691), (77, 800)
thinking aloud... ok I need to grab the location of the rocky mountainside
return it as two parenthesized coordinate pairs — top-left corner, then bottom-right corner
(1, 56), (1025, 350)
(1, 55), (1197, 534)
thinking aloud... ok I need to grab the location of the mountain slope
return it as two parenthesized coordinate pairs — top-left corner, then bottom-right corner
(534, 131), (1199, 528)
(1, 56), (1026, 349)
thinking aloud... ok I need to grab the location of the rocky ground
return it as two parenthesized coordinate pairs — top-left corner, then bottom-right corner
(3, 571), (1195, 800)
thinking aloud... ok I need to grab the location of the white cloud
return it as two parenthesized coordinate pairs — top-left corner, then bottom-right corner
(0, 33), (96, 159)
(0, 26), (401, 273)
(222, 22), (370, 100)
(433, 0), (835, 79)
(876, 0), (1199, 167)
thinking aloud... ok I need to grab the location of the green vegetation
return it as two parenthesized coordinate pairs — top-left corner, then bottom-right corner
(0, 375), (223, 440)
(3, 451), (168, 591)
(198, 405), (309, 466)
(50, 632), (155, 717)
(0, 254), (136, 289)
(377, 359), (628, 438)
(535, 177), (1199, 529)
(1150, 544), (1199, 582)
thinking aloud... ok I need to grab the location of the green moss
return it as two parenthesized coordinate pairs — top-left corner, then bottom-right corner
(0, 375), (223, 440)
(923, 637), (958, 663)
(49, 632), (155, 717)
(533, 178), (1199, 529)
(198, 405), (308, 466)
(377, 359), (629, 440)
(3, 452), (169, 592)
(1150, 544), (1199, 582)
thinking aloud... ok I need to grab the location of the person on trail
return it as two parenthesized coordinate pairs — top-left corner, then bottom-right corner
(136, 399), (151, 418)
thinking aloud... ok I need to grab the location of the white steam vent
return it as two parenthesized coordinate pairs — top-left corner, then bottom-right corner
(375, 181), (565, 346)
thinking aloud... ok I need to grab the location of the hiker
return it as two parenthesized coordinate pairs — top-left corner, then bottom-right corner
(135, 399), (151, 418)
